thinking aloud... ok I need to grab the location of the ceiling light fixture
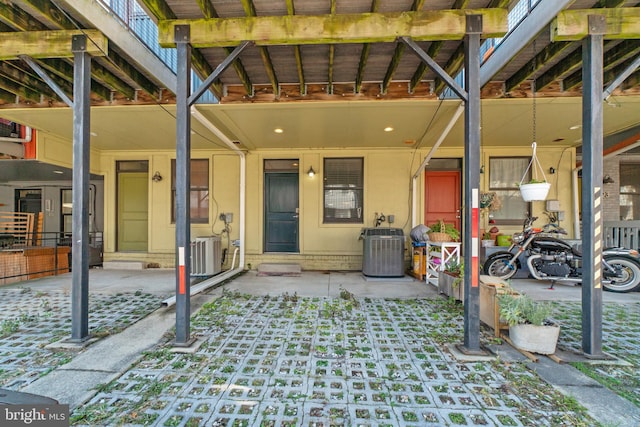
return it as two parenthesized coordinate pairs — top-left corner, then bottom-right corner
(569, 125), (581, 130)
(274, 128), (284, 134)
(384, 126), (394, 132)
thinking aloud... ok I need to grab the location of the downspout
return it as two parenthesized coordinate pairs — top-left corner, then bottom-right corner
(411, 102), (465, 227)
(162, 107), (246, 307)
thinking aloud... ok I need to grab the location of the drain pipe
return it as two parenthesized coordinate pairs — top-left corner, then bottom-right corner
(161, 107), (246, 307)
(411, 102), (464, 227)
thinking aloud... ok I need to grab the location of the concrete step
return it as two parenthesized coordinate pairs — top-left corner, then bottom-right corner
(102, 261), (147, 270)
(257, 263), (301, 276)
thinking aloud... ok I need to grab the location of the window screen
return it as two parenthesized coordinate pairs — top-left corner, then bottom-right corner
(323, 158), (363, 223)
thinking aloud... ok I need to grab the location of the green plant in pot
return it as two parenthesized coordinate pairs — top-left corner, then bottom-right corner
(428, 221), (460, 242)
(498, 292), (559, 355)
(439, 257), (464, 300)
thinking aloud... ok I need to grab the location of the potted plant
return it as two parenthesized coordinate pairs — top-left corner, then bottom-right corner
(518, 178), (551, 201)
(498, 292), (560, 354)
(438, 257), (464, 301)
(428, 220), (460, 242)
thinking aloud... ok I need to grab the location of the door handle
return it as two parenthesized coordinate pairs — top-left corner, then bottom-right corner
(292, 215), (299, 218)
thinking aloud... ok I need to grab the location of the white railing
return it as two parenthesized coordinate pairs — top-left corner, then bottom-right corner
(604, 221), (640, 249)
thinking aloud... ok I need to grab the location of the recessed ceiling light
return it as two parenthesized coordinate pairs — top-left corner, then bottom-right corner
(274, 128), (284, 134)
(53, 170), (64, 174)
(384, 126), (394, 132)
(569, 124), (581, 130)
(90, 132), (98, 137)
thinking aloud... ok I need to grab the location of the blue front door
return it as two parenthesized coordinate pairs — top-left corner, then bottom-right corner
(265, 172), (299, 252)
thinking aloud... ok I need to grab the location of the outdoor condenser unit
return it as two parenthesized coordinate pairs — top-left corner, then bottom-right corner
(191, 236), (222, 276)
(361, 228), (405, 277)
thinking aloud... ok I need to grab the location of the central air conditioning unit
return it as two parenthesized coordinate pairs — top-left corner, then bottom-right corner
(191, 236), (222, 276)
(361, 228), (405, 277)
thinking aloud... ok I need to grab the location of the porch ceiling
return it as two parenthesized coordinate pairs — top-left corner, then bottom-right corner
(1, 96), (639, 151)
(0, 0), (637, 154)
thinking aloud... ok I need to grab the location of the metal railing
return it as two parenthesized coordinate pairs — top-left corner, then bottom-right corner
(0, 232), (103, 284)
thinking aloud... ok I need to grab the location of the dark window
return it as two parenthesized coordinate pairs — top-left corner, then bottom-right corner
(171, 159), (209, 223)
(488, 157), (531, 225)
(323, 158), (363, 224)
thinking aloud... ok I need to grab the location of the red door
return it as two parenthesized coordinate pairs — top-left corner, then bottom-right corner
(424, 171), (461, 231)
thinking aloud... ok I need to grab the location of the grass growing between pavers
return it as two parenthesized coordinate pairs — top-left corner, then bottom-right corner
(0, 287), (163, 389)
(72, 290), (598, 426)
(551, 302), (640, 408)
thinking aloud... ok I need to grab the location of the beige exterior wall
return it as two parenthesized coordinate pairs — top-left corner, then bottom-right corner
(33, 129), (579, 270)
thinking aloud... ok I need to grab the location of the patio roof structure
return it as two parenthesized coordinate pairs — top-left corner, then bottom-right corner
(0, 0), (638, 356)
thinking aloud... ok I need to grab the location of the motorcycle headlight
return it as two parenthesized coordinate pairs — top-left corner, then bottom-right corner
(512, 232), (525, 244)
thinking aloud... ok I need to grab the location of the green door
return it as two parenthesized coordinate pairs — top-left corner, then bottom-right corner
(265, 172), (299, 252)
(117, 171), (148, 251)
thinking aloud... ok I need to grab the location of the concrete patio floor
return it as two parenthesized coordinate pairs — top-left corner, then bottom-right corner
(0, 268), (638, 426)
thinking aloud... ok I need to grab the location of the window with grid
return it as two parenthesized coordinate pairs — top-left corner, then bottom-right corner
(489, 157), (531, 225)
(171, 159), (209, 223)
(323, 158), (363, 223)
(620, 163), (640, 220)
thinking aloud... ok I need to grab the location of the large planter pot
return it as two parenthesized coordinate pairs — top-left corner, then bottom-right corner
(519, 182), (551, 201)
(438, 271), (463, 301)
(509, 323), (560, 355)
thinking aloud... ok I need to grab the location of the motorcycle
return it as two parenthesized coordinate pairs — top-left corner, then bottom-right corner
(483, 216), (640, 293)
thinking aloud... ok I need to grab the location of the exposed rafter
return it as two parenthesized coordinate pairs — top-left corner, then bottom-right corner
(286, 0), (305, 95)
(355, 0), (380, 94)
(0, 61), (65, 100)
(137, 0), (223, 99)
(380, 0), (425, 93)
(562, 40), (640, 90)
(506, 0), (627, 92)
(16, 0), (150, 98)
(433, 0), (509, 94)
(535, 45), (583, 90)
(409, 0), (470, 93)
(240, 0), (279, 97)
(0, 2), (112, 101)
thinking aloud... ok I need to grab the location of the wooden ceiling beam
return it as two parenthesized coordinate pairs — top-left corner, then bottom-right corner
(240, 0), (278, 97)
(355, 0), (381, 93)
(408, 0), (470, 93)
(137, 0), (223, 99)
(505, 42), (570, 92)
(158, 9), (508, 47)
(34, 58), (113, 101)
(535, 45), (582, 91)
(381, 0), (426, 94)
(0, 87), (18, 104)
(0, 29), (106, 60)
(504, 0), (626, 92)
(562, 41), (640, 90)
(286, 0), (305, 95)
(17, 0), (158, 99)
(0, 61), (64, 99)
(553, 8), (640, 41)
(433, 43), (464, 95)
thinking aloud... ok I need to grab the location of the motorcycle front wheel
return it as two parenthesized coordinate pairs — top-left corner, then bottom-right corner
(603, 255), (640, 293)
(483, 252), (519, 280)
